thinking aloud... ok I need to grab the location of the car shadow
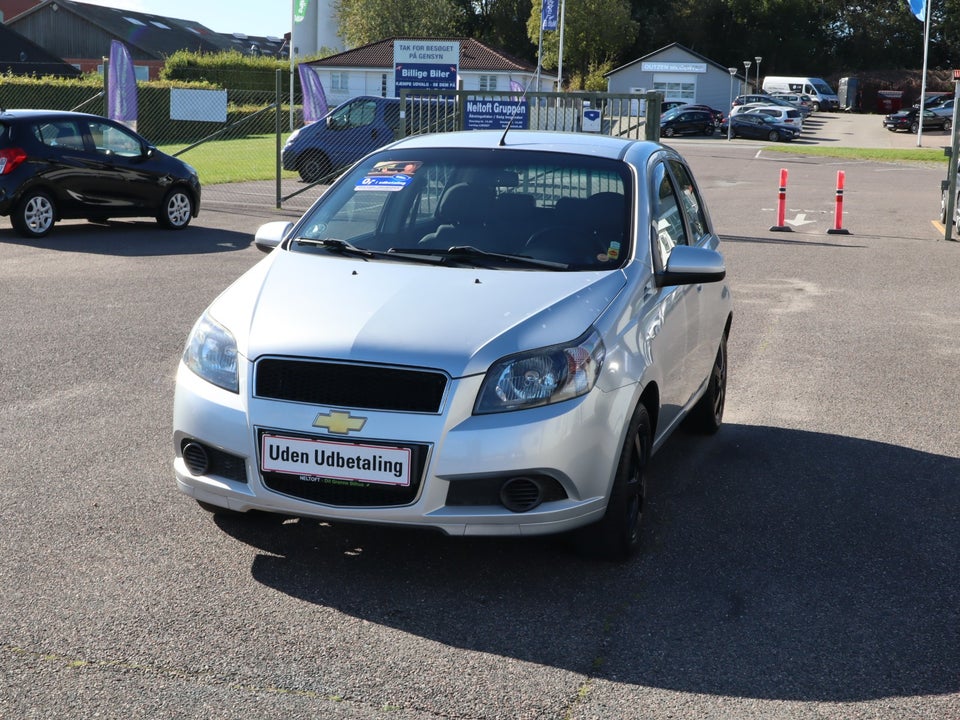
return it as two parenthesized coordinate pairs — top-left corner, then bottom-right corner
(0, 219), (253, 256)
(213, 423), (960, 703)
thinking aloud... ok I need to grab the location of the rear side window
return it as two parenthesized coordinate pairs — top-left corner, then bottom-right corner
(34, 120), (86, 151)
(0, 121), (9, 146)
(787, 110), (801, 119)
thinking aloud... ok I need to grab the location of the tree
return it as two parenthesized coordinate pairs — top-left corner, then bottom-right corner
(335, 0), (467, 47)
(527, 0), (638, 88)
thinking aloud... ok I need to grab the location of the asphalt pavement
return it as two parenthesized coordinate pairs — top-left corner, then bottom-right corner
(1, 112), (958, 720)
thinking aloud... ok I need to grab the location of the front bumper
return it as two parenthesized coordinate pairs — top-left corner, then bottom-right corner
(173, 360), (633, 537)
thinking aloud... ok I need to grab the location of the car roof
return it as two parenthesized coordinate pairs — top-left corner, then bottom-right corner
(0, 108), (103, 122)
(383, 130), (655, 163)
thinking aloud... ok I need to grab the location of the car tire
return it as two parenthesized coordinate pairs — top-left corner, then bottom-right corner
(11, 189), (56, 239)
(910, 121), (920, 133)
(703, 124), (714, 136)
(768, 130), (781, 141)
(298, 151), (331, 183)
(944, 119), (952, 132)
(576, 403), (651, 561)
(662, 127), (675, 138)
(157, 188), (193, 230)
(687, 334), (728, 435)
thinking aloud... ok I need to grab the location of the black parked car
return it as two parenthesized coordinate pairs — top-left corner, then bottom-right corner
(660, 109), (715, 137)
(720, 113), (800, 142)
(882, 107), (951, 133)
(0, 109), (201, 238)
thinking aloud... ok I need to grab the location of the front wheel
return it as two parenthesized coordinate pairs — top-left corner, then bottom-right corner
(910, 121), (920, 133)
(662, 127), (675, 138)
(944, 119), (953, 132)
(157, 188), (193, 229)
(768, 130), (781, 142)
(687, 334), (728, 434)
(298, 152), (331, 183)
(11, 189), (56, 238)
(576, 404), (651, 560)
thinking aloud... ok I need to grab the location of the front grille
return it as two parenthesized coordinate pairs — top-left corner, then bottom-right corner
(255, 358), (447, 413)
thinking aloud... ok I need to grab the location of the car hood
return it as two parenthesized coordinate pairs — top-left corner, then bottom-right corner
(207, 250), (627, 378)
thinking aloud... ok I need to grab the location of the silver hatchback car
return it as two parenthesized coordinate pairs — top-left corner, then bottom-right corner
(173, 130), (733, 559)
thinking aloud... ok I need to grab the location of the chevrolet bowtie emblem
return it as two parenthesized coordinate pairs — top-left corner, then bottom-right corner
(312, 410), (367, 434)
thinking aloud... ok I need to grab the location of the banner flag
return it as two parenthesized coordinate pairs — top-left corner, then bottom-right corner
(908, 0), (925, 21)
(541, 0), (558, 31)
(298, 64), (329, 124)
(108, 40), (138, 130)
(294, 0), (311, 23)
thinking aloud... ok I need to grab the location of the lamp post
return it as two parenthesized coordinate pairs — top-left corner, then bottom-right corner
(743, 60), (752, 93)
(728, 68), (737, 140)
(755, 56), (762, 94)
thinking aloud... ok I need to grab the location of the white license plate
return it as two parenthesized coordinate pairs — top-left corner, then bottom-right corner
(260, 434), (412, 487)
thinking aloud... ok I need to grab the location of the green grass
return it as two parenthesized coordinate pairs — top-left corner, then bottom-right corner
(156, 132), (951, 186)
(157, 133), (299, 185)
(759, 144), (947, 165)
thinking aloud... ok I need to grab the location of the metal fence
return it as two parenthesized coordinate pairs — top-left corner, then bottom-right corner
(4, 72), (664, 213)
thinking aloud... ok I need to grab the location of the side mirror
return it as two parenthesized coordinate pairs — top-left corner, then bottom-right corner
(254, 221), (293, 253)
(658, 244), (726, 287)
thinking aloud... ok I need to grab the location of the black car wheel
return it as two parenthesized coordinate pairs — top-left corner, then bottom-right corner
(576, 403), (651, 561)
(768, 130), (781, 141)
(910, 121), (920, 133)
(687, 334), (728, 434)
(703, 124), (714, 136)
(157, 188), (193, 230)
(298, 151), (331, 183)
(944, 119), (952, 132)
(662, 126), (675, 138)
(11, 189), (56, 239)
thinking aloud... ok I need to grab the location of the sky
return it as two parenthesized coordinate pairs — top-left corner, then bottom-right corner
(88, 0), (292, 39)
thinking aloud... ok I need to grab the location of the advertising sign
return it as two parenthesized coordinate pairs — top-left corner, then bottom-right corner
(464, 99), (530, 130)
(394, 40), (459, 92)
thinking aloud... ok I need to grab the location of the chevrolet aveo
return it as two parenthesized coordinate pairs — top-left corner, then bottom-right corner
(173, 130), (733, 559)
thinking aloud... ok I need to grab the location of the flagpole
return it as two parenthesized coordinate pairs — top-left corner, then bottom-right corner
(917, 0), (931, 146)
(556, 0), (565, 92)
(290, 0), (296, 130)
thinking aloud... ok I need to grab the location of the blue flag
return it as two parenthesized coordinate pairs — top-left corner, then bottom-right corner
(541, 0), (559, 31)
(108, 40), (138, 130)
(908, 0), (925, 21)
(298, 64), (329, 124)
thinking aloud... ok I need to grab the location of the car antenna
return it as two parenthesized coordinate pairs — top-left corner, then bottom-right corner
(498, 77), (536, 147)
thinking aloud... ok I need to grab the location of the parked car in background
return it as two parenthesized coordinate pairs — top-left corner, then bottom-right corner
(720, 113), (800, 142)
(173, 129), (733, 560)
(883, 107), (952, 133)
(660, 108), (716, 137)
(674, 104), (725, 125)
(761, 76), (840, 111)
(661, 100), (686, 114)
(745, 105), (805, 131)
(931, 99), (955, 118)
(729, 102), (770, 117)
(0, 109), (200, 239)
(769, 92), (815, 115)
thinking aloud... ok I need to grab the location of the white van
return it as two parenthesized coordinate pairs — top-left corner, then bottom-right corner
(762, 76), (839, 111)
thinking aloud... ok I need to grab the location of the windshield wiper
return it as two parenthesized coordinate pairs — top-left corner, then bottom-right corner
(292, 237), (376, 259)
(388, 245), (568, 269)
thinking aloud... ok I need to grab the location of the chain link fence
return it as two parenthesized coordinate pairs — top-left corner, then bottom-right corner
(3, 72), (663, 215)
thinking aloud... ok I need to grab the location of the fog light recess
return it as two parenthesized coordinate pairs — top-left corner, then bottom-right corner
(500, 477), (544, 513)
(181, 441), (210, 476)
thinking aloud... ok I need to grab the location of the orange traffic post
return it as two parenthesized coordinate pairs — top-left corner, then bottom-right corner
(770, 168), (792, 232)
(827, 169), (850, 235)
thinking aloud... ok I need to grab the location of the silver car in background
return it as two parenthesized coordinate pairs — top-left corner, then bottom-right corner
(172, 130), (733, 559)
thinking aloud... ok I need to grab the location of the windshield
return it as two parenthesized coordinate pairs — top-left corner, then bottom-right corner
(289, 147), (633, 271)
(812, 80), (834, 95)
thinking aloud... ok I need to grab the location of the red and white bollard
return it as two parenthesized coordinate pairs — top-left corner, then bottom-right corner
(827, 170), (850, 235)
(770, 168), (792, 232)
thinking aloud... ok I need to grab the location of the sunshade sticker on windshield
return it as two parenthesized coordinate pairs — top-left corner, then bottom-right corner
(356, 161), (422, 192)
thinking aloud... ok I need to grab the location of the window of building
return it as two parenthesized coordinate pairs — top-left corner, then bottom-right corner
(479, 75), (498, 91)
(331, 73), (348, 92)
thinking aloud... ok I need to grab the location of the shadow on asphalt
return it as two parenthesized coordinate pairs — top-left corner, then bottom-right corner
(212, 423), (960, 703)
(0, 219), (252, 256)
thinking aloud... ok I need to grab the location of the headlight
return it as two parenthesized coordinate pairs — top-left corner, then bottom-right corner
(475, 329), (605, 414)
(182, 312), (239, 393)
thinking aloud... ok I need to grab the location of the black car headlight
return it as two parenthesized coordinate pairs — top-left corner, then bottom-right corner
(474, 329), (605, 414)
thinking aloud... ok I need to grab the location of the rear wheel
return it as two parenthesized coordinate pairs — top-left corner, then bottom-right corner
(156, 188), (193, 229)
(11, 189), (56, 238)
(910, 121), (920, 133)
(944, 119), (952, 132)
(703, 124), (714, 136)
(662, 127), (675, 138)
(576, 404), (651, 561)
